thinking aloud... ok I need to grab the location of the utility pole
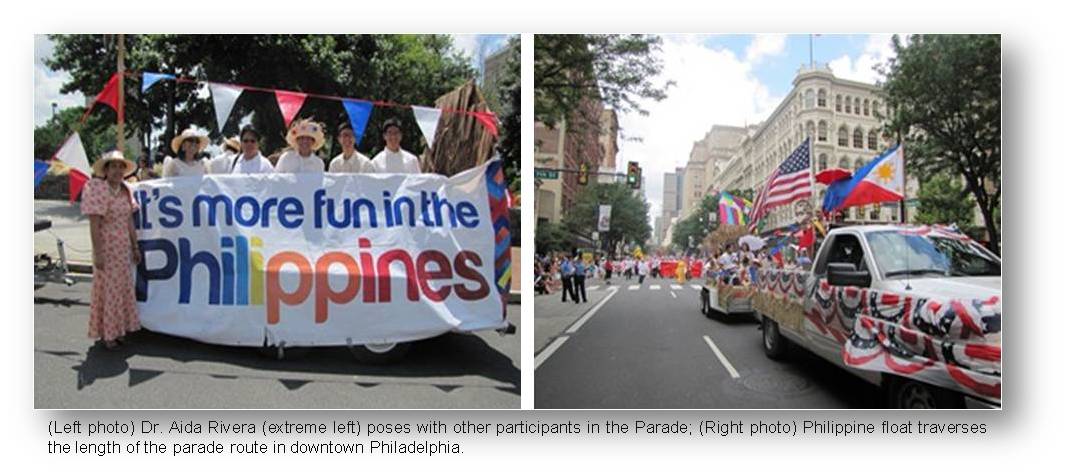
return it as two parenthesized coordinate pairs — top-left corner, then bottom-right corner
(116, 33), (126, 153)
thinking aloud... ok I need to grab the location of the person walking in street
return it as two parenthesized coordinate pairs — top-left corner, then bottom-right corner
(163, 127), (209, 177)
(675, 258), (688, 284)
(573, 258), (588, 304)
(370, 118), (422, 174)
(329, 123), (371, 173)
(229, 125), (274, 174)
(82, 151), (141, 350)
(560, 257), (576, 303)
(276, 119), (327, 173)
(604, 258), (613, 285)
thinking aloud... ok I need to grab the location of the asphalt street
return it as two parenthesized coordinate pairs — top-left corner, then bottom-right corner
(534, 277), (880, 408)
(34, 282), (520, 409)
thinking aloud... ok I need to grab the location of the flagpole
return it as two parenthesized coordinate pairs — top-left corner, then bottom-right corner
(899, 141), (907, 224)
(116, 34), (126, 153)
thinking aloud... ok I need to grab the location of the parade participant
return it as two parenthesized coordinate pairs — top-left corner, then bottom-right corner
(82, 151), (141, 350)
(675, 258), (688, 284)
(370, 118), (421, 174)
(573, 257), (588, 304)
(163, 127), (209, 177)
(207, 135), (241, 174)
(796, 248), (813, 269)
(136, 157), (159, 181)
(328, 122), (371, 173)
(275, 119), (327, 173)
(560, 256), (576, 303)
(637, 259), (649, 284)
(229, 125), (274, 174)
(604, 258), (614, 285)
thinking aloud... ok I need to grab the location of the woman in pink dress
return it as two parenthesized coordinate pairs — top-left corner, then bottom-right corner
(81, 150), (141, 349)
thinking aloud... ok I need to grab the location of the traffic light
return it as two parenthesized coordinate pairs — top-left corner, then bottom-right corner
(578, 163), (589, 185)
(626, 161), (639, 187)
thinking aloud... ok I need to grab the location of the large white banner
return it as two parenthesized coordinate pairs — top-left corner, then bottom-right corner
(131, 160), (511, 347)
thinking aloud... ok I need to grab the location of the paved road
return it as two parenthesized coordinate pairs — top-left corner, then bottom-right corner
(534, 278), (880, 408)
(35, 282), (520, 409)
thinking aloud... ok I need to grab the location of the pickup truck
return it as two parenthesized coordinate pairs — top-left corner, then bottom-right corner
(753, 225), (1001, 409)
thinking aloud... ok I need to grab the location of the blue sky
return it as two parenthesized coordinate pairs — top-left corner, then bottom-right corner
(617, 34), (900, 223)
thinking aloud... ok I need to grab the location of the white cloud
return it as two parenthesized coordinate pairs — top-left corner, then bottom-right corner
(828, 34), (902, 84)
(451, 34), (481, 60)
(745, 34), (787, 64)
(34, 35), (84, 126)
(619, 36), (780, 223)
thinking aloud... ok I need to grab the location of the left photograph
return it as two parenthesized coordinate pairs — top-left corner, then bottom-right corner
(33, 34), (521, 409)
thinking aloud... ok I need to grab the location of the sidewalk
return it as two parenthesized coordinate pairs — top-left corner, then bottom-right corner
(34, 199), (93, 265)
(533, 278), (613, 353)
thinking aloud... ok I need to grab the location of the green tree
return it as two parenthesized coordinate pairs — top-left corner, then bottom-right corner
(671, 194), (719, 251)
(534, 35), (672, 130)
(878, 34), (1001, 253)
(34, 106), (118, 161)
(562, 182), (651, 254)
(44, 35), (476, 160)
(915, 173), (977, 232)
(535, 221), (571, 255)
(495, 37), (521, 193)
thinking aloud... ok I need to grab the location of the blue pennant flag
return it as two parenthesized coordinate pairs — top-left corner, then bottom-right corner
(34, 160), (49, 188)
(341, 99), (374, 145)
(141, 72), (175, 93)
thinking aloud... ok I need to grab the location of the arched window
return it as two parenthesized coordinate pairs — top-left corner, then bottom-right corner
(838, 156), (850, 169)
(804, 89), (815, 109)
(838, 125), (849, 146)
(868, 129), (878, 150)
(863, 99), (870, 116)
(854, 97), (862, 114)
(845, 96), (852, 113)
(817, 121), (828, 142)
(817, 89), (827, 107)
(806, 121), (815, 139)
(818, 153), (828, 171)
(853, 127), (864, 148)
(872, 100), (881, 117)
(835, 94), (842, 112)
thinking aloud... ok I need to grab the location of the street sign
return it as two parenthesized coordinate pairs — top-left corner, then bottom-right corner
(534, 168), (559, 180)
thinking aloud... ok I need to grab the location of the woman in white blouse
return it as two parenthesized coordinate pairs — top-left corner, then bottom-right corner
(162, 128), (209, 177)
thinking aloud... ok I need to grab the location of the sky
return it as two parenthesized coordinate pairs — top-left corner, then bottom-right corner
(617, 34), (901, 226)
(33, 34), (512, 127)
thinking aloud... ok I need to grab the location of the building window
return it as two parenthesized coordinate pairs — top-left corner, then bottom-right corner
(868, 129), (878, 150)
(838, 126), (849, 146)
(853, 127), (864, 148)
(806, 121), (815, 139)
(872, 100), (881, 117)
(845, 96), (852, 113)
(817, 89), (827, 107)
(817, 121), (828, 142)
(854, 97), (862, 115)
(838, 156), (850, 169)
(818, 153), (828, 171)
(804, 89), (815, 109)
(836, 94), (842, 112)
(863, 99), (870, 116)
(853, 159), (864, 172)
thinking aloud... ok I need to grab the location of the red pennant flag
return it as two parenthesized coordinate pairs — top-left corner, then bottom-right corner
(471, 111), (499, 137)
(93, 73), (124, 122)
(797, 226), (815, 250)
(68, 169), (89, 204)
(275, 90), (307, 127)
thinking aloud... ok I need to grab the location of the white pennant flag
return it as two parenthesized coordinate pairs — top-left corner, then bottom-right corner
(54, 131), (90, 174)
(411, 106), (443, 146)
(209, 83), (244, 133)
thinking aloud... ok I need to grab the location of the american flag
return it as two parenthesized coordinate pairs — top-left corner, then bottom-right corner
(749, 138), (812, 228)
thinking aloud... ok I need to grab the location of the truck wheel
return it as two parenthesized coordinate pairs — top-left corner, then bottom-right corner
(761, 314), (788, 360)
(884, 376), (965, 409)
(349, 342), (412, 364)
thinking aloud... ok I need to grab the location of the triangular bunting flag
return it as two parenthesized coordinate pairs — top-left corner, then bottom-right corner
(34, 160), (50, 188)
(275, 90), (308, 127)
(341, 100), (374, 145)
(54, 132), (92, 203)
(471, 111), (499, 137)
(93, 73), (123, 122)
(209, 83), (244, 133)
(141, 72), (174, 93)
(411, 106), (443, 146)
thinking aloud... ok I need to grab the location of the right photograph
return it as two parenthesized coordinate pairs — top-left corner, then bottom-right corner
(533, 34), (1001, 409)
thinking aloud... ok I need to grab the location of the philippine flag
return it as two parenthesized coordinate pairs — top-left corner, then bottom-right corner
(824, 144), (905, 211)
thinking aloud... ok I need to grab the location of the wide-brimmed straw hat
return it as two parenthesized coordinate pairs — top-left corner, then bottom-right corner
(92, 150), (136, 178)
(285, 119), (326, 151)
(223, 136), (241, 152)
(170, 127), (210, 154)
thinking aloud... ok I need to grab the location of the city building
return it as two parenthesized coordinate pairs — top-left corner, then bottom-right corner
(597, 109), (620, 184)
(534, 99), (606, 227)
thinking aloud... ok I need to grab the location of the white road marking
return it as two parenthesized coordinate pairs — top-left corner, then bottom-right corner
(690, 285), (702, 290)
(649, 284), (661, 290)
(703, 335), (741, 379)
(566, 287), (619, 334)
(587, 285), (600, 291)
(535, 336), (570, 370)
(671, 284), (683, 290)
(670, 291), (677, 299)
(628, 285), (640, 291)
(608, 285), (618, 290)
